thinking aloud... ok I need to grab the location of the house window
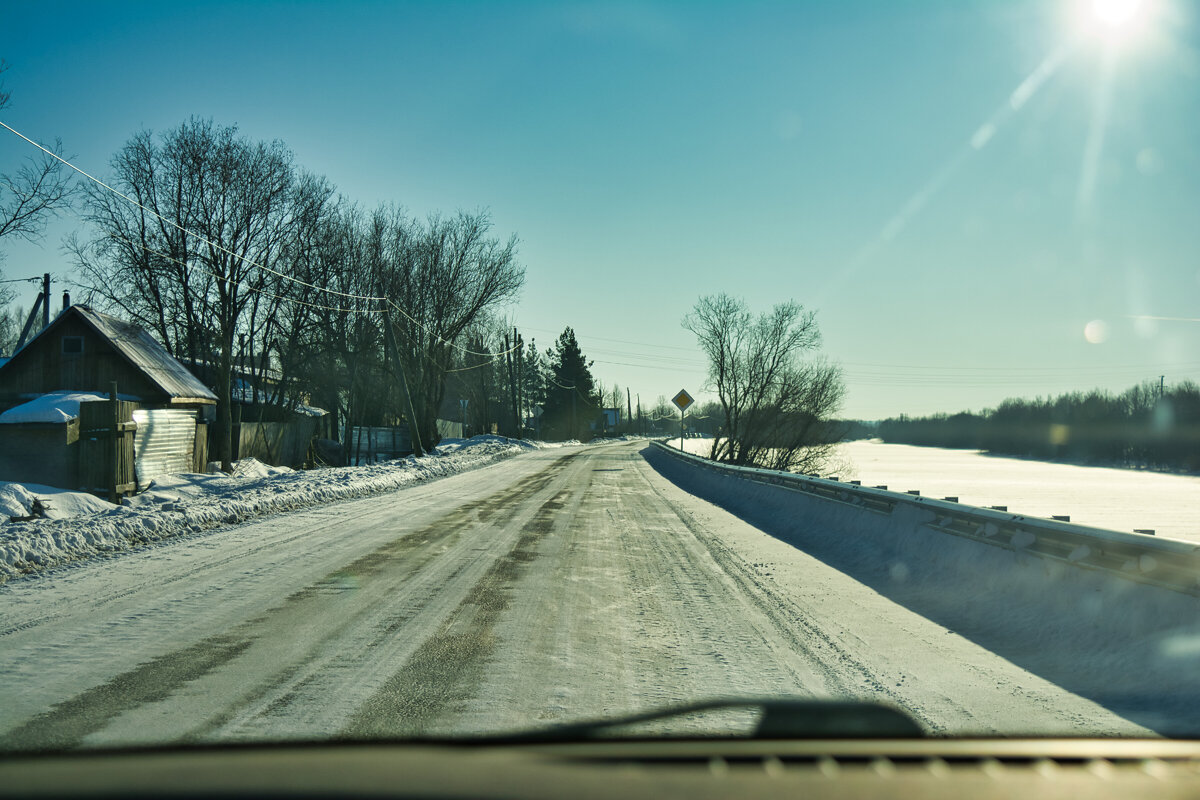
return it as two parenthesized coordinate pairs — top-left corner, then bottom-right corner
(62, 336), (84, 356)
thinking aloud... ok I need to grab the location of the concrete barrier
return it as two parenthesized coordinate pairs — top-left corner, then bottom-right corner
(649, 441), (1200, 597)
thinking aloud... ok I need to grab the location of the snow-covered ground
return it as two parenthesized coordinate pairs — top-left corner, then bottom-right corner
(648, 443), (1200, 736)
(0, 440), (1161, 747)
(679, 437), (1200, 542)
(0, 435), (572, 584)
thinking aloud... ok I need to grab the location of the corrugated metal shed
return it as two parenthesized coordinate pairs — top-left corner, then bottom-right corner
(132, 408), (198, 484)
(74, 307), (217, 405)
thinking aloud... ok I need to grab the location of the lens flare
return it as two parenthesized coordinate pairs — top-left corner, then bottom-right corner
(1083, 320), (1109, 344)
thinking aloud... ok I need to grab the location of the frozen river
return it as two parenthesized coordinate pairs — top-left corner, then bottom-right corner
(680, 437), (1200, 543)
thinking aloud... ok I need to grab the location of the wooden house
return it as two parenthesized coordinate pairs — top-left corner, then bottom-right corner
(0, 305), (217, 489)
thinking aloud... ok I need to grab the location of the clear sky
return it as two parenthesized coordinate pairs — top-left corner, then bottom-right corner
(2, 0), (1197, 419)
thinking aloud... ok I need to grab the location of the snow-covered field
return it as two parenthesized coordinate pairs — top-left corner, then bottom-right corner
(0, 436), (574, 584)
(679, 437), (1200, 542)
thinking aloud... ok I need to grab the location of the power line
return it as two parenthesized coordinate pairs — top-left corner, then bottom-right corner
(100, 231), (385, 314)
(0, 119), (388, 305)
(521, 325), (700, 353)
(0, 120), (521, 362)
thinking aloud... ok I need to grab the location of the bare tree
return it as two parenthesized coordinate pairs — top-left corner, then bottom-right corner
(72, 118), (329, 470)
(0, 303), (23, 356)
(272, 203), (383, 450)
(0, 60), (76, 272)
(683, 293), (844, 472)
(373, 208), (524, 449)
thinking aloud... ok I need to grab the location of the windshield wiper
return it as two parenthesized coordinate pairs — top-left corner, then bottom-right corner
(486, 698), (924, 742)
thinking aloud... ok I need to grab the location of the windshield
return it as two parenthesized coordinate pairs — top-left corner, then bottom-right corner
(1, 0), (1198, 750)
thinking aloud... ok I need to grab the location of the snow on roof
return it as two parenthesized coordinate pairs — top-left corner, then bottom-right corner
(73, 306), (217, 404)
(0, 391), (136, 424)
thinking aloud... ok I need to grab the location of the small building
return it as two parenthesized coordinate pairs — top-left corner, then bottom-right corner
(0, 305), (217, 489)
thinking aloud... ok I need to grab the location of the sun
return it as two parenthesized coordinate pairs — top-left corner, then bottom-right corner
(1092, 0), (1144, 28)
(1078, 0), (1153, 44)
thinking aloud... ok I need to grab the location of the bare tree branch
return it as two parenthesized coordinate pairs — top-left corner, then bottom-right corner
(684, 293), (844, 472)
(0, 61), (76, 262)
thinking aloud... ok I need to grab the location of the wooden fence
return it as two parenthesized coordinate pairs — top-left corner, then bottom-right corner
(234, 418), (318, 468)
(78, 399), (137, 501)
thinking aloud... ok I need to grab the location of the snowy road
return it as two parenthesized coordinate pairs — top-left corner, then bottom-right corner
(0, 441), (1144, 748)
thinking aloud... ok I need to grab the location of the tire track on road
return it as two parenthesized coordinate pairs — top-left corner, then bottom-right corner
(343, 489), (569, 737)
(0, 457), (579, 748)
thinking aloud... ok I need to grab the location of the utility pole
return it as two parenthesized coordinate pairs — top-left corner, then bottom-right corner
(379, 309), (424, 457)
(14, 274), (50, 352)
(505, 328), (520, 438)
(1160, 375), (1165, 398)
(626, 388), (632, 434)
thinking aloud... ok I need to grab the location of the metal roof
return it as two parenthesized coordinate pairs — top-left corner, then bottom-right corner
(72, 306), (217, 404)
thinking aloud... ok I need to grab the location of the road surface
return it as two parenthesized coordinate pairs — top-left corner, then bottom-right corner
(0, 441), (1143, 748)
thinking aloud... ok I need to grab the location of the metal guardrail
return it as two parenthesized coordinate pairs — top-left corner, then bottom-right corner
(649, 440), (1200, 597)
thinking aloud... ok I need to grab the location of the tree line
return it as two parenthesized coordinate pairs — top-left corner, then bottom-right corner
(872, 380), (1200, 472)
(0, 108), (656, 462)
(57, 117), (525, 469)
(3, 63), (851, 470)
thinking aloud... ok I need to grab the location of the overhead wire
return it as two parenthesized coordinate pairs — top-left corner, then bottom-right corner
(99, 231), (386, 314)
(520, 325), (700, 353)
(0, 119), (520, 361)
(0, 120), (387, 304)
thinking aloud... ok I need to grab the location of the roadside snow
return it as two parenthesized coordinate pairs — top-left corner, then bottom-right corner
(647, 444), (1200, 735)
(0, 435), (553, 584)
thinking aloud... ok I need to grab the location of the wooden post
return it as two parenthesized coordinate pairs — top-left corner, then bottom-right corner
(109, 382), (119, 504)
(42, 273), (50, 328)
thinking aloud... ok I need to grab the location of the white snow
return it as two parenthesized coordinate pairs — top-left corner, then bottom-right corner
(0, 435), (555, 584)
(3, 483), (118, 519)
(0, 440), (1166, 743)
(836, 440), (1200, 542)
(679, 437), (1200, 542)
(0, 391), (138, 424)
(0, 483), (42, 519)
(648, 443), (1200, 735)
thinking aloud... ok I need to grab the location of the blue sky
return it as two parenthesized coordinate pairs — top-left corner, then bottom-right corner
(2, 0), (1197, 419)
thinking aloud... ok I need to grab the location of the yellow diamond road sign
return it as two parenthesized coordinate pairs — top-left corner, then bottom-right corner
(672, 389), (694, 412)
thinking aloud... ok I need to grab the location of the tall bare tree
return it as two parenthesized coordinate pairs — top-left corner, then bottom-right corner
(72, 118), (331, 470)
(683, 293), (844, 472)
(272, 203), (383, 449)
(0, 60), (76, 278)
(373, 208), (523, 449)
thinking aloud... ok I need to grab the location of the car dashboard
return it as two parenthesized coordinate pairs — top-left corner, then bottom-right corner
(3, 737), (1200, 799)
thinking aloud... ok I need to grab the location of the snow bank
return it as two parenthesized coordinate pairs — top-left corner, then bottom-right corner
(0, 436), (548, 584)
(229, 457), (293, 479)
(0, 484), (42, 519)
(4, 483), (118, 519)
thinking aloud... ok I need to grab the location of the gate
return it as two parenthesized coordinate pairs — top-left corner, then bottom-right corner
(78, 398), (137, 501)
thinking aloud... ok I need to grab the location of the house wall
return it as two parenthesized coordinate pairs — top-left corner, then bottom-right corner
(0, 316), (167, 411)
(0, 420), (80, 488)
